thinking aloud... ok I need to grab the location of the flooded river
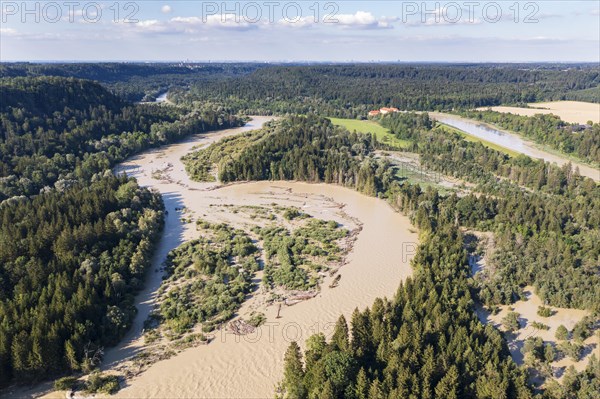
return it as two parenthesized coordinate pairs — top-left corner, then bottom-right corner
(101, 117), (418, 398)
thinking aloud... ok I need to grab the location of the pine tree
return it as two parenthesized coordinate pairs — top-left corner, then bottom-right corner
(304, 333), (327, 369)
(355, 368), (369, 399)
(434, 365), (459, 399)
(350, 308), (373, 366)
(330, 315), (349, 352)
(367, 379), (385, 399)
(65, 340), (79, 371)
(28, 337), (44, 376)
(320, 380), (335, 399)
(283, 342), (305, 399)
(555, 324), (568, 340)
(544, 344), (555, 363)
(11, 331), (30, 379)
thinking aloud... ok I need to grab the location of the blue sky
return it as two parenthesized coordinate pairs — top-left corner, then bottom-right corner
(1, 1), (599, 62)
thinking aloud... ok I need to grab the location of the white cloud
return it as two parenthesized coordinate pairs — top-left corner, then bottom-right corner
(86, 10), (398, 35)
(0, 28), (18, 37)
(120, 19), (174, 34)
(171, 14), (256, 30)
(161, 5), (172, 14)
(136, 19), (163, 30)
(169, 16), (201, 24)
(276, 16), (316, 29)
(118, 14), (258, 35)
(333, 11), (395, 29)
(407, 17), (482, 27)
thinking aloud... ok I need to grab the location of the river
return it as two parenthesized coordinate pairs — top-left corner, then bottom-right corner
(100, 116), (418, 398)
(430, 112), (600, 182)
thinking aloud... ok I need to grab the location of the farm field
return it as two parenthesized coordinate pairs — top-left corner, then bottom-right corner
(480, 101), (600, 124)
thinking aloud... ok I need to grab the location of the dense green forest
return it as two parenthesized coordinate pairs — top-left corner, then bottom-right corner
(0, 75), (244, 388)
(0, 63), (263, 102)
(3, 63), (597, 109)
(564, 86), (600, 103)
(383, 113), (600, 311)
(456, 110), (600, 163)
(184, 116), (392, 197)
(0, 175), (163, 384)
(176, 64), (600, 117)
(0, 76), (244, 200)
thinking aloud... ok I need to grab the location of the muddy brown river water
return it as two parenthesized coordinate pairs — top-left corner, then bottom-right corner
(101, 116), (417, 398)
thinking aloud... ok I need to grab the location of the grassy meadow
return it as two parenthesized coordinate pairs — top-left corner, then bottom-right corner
(329, 117), (411, 149)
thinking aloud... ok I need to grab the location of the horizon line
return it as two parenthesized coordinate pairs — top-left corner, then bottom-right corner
(2, 60), (599, 65)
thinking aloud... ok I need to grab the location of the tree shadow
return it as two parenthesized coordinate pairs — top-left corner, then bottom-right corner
(553, 366), (566, 379)
(505, 333), (525, 365)
(581, 342), (598, 360)
(474, 304), (493, 325)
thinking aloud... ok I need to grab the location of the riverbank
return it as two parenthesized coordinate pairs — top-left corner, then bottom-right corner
(430, 112), (599, 182)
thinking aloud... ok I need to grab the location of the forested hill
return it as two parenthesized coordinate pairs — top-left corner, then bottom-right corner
(0, 63), (264, 102)
(4, 63), (597, 106)
(183, 116), (386, 195)
(179, 64), (600, 116)
(0, 62), (262, 83)
(0, 76), (244, 199)
(0, 76), (124, 115)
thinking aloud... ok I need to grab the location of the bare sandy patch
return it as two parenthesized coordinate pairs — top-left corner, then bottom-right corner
(477, 287), (598, 385)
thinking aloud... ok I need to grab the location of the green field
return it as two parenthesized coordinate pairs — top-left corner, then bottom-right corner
(434, 123), (520, 157)
(329, 118), (410, 149)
